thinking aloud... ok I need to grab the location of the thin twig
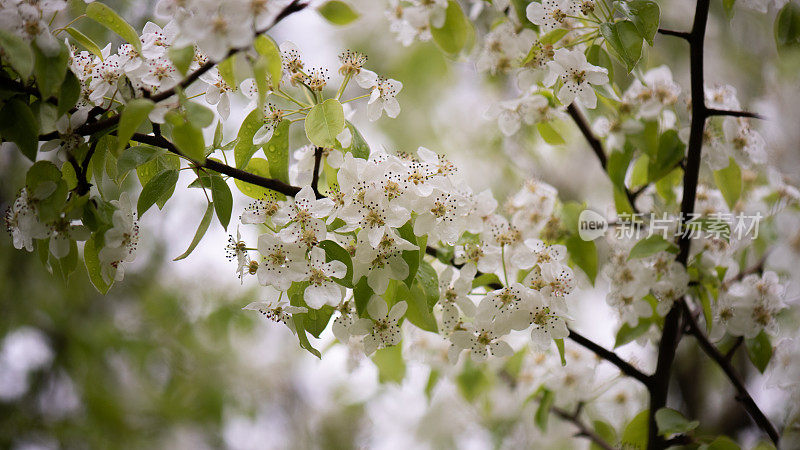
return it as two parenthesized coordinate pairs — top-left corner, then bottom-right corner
(551, 406), (615, 450)
(706, 108), (766, 120)
(568, 329), (652, 386)
(311, 146), (323, 197)
(658, 28), (691, 40)
(680, 300), (780, 444)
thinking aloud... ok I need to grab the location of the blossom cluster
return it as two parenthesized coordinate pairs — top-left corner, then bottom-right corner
(236, 145), (577, 360)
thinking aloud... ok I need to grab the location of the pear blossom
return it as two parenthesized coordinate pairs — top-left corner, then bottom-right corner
(526, 0), (576, 33)
(4, 189), (50, 252)
(543, 48), (609, 109)
(438, 265), (477, 332)
(360, 297), (408, 355)
(98, 193), (140, 283)
(298, 247), (347, 309)
(449, 316), (513, 363)
(243, 300), (307, 333)
(255, 233), (306, 291)
(352, 230), (416, 294)
(355, 70), (403, 121)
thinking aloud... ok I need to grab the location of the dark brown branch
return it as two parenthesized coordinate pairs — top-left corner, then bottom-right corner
(311, 146), (323, 197)
(706, 108), (766, 120)
(658, 28), (691, 40)
(649, 1), (711, 447)
(568, 329), (651, 386)
(566, 103), (640, 212)
(130, 133), (302, 197)
(680, 300), (780, 444)
(724, 337), (744, 363)
(567, 104), (607, 168)
(551, 406), (615, 450)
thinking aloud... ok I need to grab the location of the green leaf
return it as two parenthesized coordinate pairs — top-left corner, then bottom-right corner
(540, 29), (569, 45)
(84, 235), (111, 294)
(174, 202), (214, 261)
(555, 338), (566, 365)
(396, 265), (439, 333)
(26, 160), (62, 199)
(305, 99), (345, 148)
(0, 99), (39, 161)
(265, 119), (291, 184)
(745, 331), (772, 373)
(86, 2), (141, 51)
(566, 235), (598, 284)
(723, 0), (737, 19)
(218, 55), (237, 91)
(254, 35), (283, 89)
(346, 121), (370, 159)
(0, 29), (34, 79)
(655, 407), (699, 436)
(586, 44), (614, 80)
(318, 1), (360, 25)
(456, 359), (490, 402)
(291, 314), (322, 358)
(318, 240), (354, 287)
(648, 129), (685, 183)
(536, 122), (565, 145)
(704, 436), (741, 450)
(234, 109), (264, 168)
(776, 2), (800, 53)
(397, 221), (420, 287)
(137, 169), (179, 216)
(353, 277), (373, 317)
(117, 146), (164, 179)
(169, 46), (195, 75)
(600, 20), (643, 72)
(714, 158), (742, 210)
(625, 0), (660, 46)
(288, 282), (335, 338)
(615, 317), (653, 348)
(431, 1), (470, 55)
(183, 102), (214, 128)
(372, 344), (406, 383)
(628, 235), (677, 260)
(169, 116), (206, 161)
(591, 421), (618, 450)
(33, 42), (69, 99)
(696, 284), (714, 332)
(535, 389), (554, 431)
(210, 177), (233, 230)
(472, 272), (502, 289)
(233, 158), (277, 199)
(425, 369), (440, 399)
(621, 410), (649, 449)
(65, 27), (104, 59)
(117, 99), (155, 153)
(57, 71), (82, 117)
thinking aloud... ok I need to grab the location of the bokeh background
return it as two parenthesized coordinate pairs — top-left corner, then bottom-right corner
(2, 0), (799, 448)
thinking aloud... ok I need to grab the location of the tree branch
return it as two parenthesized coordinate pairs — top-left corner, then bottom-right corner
(680, 300), (780, 444)
(566, 103), (639, 212)
(311, 146), (323, 197)
(551, 406), (615, 450)
(657, 28), (691, 40)
(130, 133), (302, 197)
(649, 0), (711, 447)
(706, 108), (766, 120)
(568, 329), (652, 386)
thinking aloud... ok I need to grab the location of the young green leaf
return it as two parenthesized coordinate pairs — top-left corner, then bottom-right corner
(566, 235), (598, 284)
(535, 388), (554, 430)
(776, 2), (800, 53)
(33, 42), (69, 99)
(714, 158), (742, 210)
(117, 146), (164, 179)
(318, 240), (354, 287)
(210, 177), (233, 230)
(170, 118), (206, 161)
(621, 410), (649, 449)
(65, 27), (104, 59)
(117, 99), (155, 153)
(346, 121), (370, 159)
(626, 0), (660, 46)
(648, 129), (685, 183)
(137, 169), (179, 216)
(655, 407), (699, 436)
(234, 109), (264, 168)
(57, 71), (82, 117)
(628, 235), (677, 260)
(174, 202), (215, 261)
(305, 99), (345, 148)
(745, 331), (773, 373)
(265, 119), (291, 184)
(537, 122), (565, 145)
(169, 45), (195, 75)
(318, 1), (360, 25)
(586, 44), (614, 80)
(372, 344), (406, 383)
(431, 1), (471, 55)
(0, 29), (34, 79)
(84, 235), (112, 294)
(0, 99), (39, 161)
(600, 21), (643, 72)
(218, 55), (237, 90)
(86, 2), (141, 51)
(254, 35), (283, 89)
